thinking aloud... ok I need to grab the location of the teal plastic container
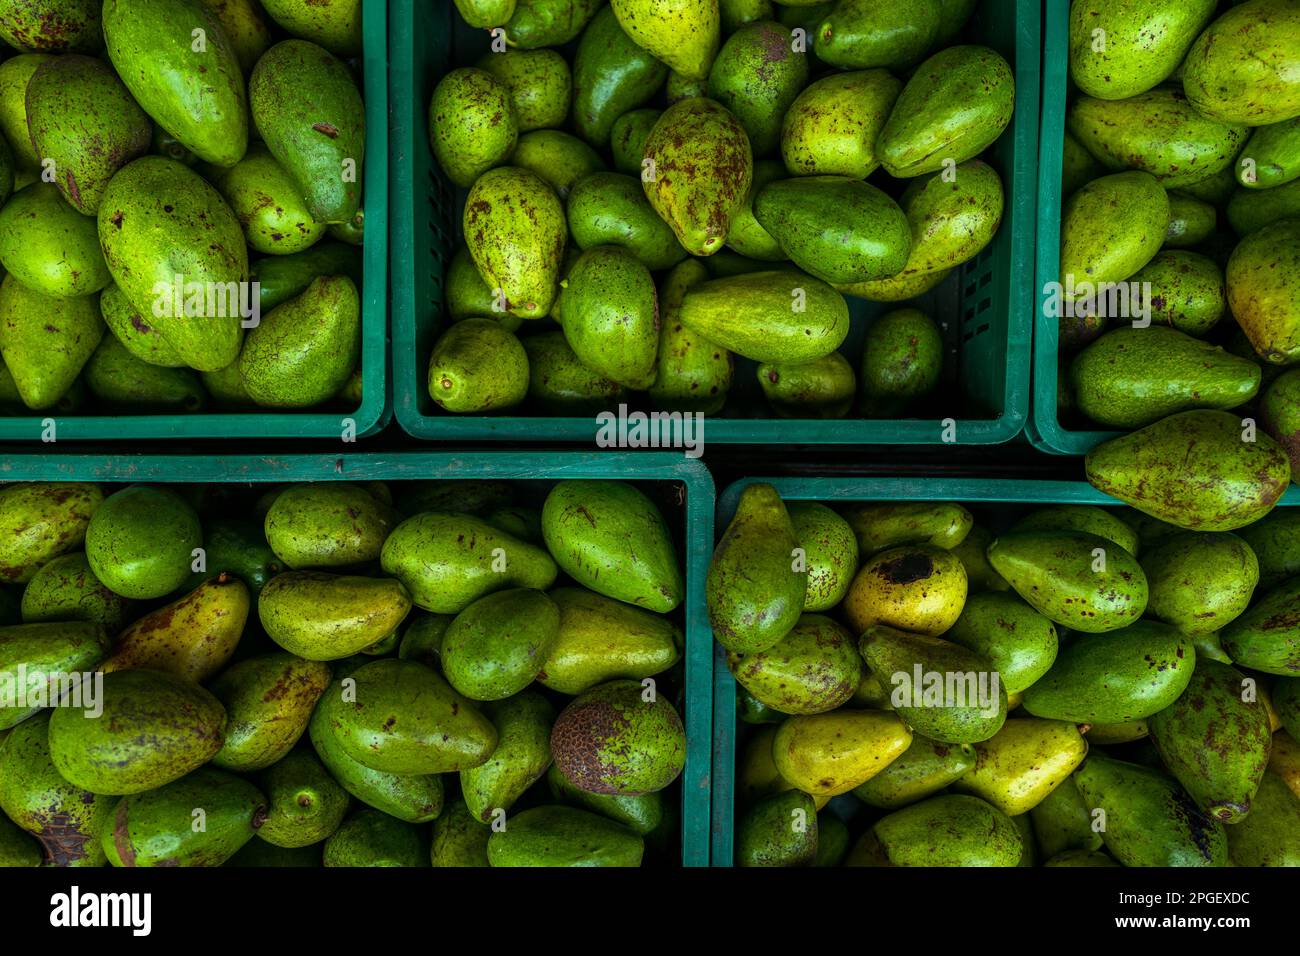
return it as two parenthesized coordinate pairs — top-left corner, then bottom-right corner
(1027, 2), (1116, 455)
(0, 450), (714, 866)
(0, 10), (389, 442)
(708, 476), (1300, 866)
(391, 0), (1039, 445)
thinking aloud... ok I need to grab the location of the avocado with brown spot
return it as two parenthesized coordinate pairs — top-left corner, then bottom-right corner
(1182, 0), (1300, 125)
(461, 690), (554, 821)
(20, 552), (131, 632)
(1131, 250), (1225, 336)
(255, 747), (349, 848)
(893, 160), (1004, 277)
(1068, 0), (1215, 101)
(859, 308), (943, 417)
(258, 570), (411, 661)
(0, 482), (102, 585)
(728, 613), (862, 715)
(708, 21), (808, 157)
(781, 69), (900, 178)
(82, 335), (206, 411)
(1227, 218), (1300, 364)
(1142, 532), (1258, 635)
(213, 143), (325, 255)
(787, 501), (857, 611)
(208, 653), (331, 772)
(1220, 576), (1300, 675)
(538, 587), (680, 696)
(264, 482), (397, 570)
(99, 284), (185, 368)
(736, 789), (817, 867)
(1058, 171), (1169, 295)
(441, 588), (560, 701)
(430, 67), (518, 189)
(867, 793), (1023, 866)
(843, 544), (967, 637)
(815, 0), (939, 71)
(0, 183), (112, 298)
(852, 734), (977, 809)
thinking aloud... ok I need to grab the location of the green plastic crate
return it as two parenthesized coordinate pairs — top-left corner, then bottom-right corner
(708, 475), (1300, 866)
(0, 10), (390, 442)
(0, 450), (714, 866)
(1026, 1), (1116, 455)
(390, 0), (1039, 445)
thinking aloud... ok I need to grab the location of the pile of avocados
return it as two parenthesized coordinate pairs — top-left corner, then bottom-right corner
(712, 485), (1300, 867)
(433, 0), (1014, 419)
(0, 0), (367, 417)
(1056, 0), (1300, 466)
(0, 478), (690, 867)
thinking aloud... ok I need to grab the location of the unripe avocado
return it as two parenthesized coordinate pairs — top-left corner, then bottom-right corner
(545, 762), (664, 835)
(537, 587), (680, 696)
(523, 331), (626, 414)
(567, 172), (688, 270)
(461, 690), (554, 821)
(541, 480), (683, 613)
(647, 258), (732, 413)
(260, 0), (361, 58)
(0, 482), (101, 585)
(255, 748), (348, 848)
(1227, 772), (1300, 866)
(511, 129), (604, 199)
(103, 0), (248, 166)
(0, 712), (115, 866)
(815, 0), (938, 71)
(264, 482), (396, 570)
(707, 483), (808, 654)
(83, 336), (205, 411)
(501, 0), (603, 48)
(0, 183), (112, 297)
(1237, 117), (1300, 189)
(249, 39), (365, 222)
(1227, 178), (1300, 236)
(1182, 0), (1300, 125)
(609, 0), (719, 82)
(238, 274), (360, 408)
(1164, 194), (1217, 250)
(1059, 171), (1168, 293)
(735, 789), (817, 867)
(611, 108), (660, 175)
(945, 591), (1058, 696)
(323, 809), (425, 867)
(0, 276), (102, 410)
(317, 658), (498, 774)
(781, 69), (900, 178)
(550, 679), (686, 795)
(1227, 218), (1300, 364)
(1068, 1), (1215, 101)
(842, 501), (972, 554)
(893, 160), (1004, 278)
(487, 804), (644, 867)
(257, 570), (412, 661)
(859, 308), (943, 417)
(877, 45), (1014, 178)
(1141, 532), (1259, 635)
(84, 486), (201, 600)
(708, 21), (808, 157)
(866, 794), (1022, 867)
(1132, 250), (1225, 336)
(104, 767), (265, 867)
(430, 67), (518, 189)
(728, 614), (861, 715)
(430, 799), (491, 866)
(852, 734), (976, 809)
(213, 143), (325, 255)
(572, 6), (666, 147)
(380, 511), (557, 614)
(642, 97), (753, 257)
(441, 588), (560, 701)
(0, 621), (109, 730)
(1220, 576), (1300, 675)
(47, 668), (227, 795)
(20, 552), (131, 632)
(553, 247), (659, 390)
(98, 284), (185, 367)
(787, 501), (857, 611)
(208, 653), (331, 772)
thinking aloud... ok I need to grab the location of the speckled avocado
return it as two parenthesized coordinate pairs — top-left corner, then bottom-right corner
(1068, 1), (1216, 101)
(610, 0), (719, 82)
(257, 570), (412, 660)
(208, 653), (331, 772)
(430, 67), (518, 189)
(861, 794), (1022, 866)
(84, 485), (201, 600)
(1227, 218), (1300, 364)
(255, 747), (349, 848)
(843, 544), (967, 636)
(264, 482), (396, 570)
(47, 668), (227, 795)
(728, 613), (862, 715)
(487, 804), (644, 867)
(461, 690), (554, 821)
(0, 482), (101, 585)
(554, 246), (660, 390)
(1058, 171), (1169, 293)
(537, 587), (680, 695)
(550, 679), (686, 795)
(1182, 0), (1300, 125)
(893, 160), (1004, 277)
(0, 278), (103, 411)
(19, 552), (130, 631)
(0, 621), (109, 730)
(781, 69), (900, 178)
(708, 20), (808, 156)
(0, 183), (112, 298)
(441, 588), (560, 701)
(852, 734), (977, 809)
(213, 143), (325, 255)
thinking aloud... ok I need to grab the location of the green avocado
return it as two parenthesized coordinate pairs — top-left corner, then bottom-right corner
(1059, 171), (1169, 293)
(858, 307), (943, 417)
(1141, 532), (1259, 635)
(98, 157), (247, 372)
(317, 658), (497, 774)
(239, 275), (360, 407)
(1133, 250), (1226, 336)
(708, 483), (807, 653)
(441, 588), (560, 701)
(213, 143), (325, 255)
(891, 160), (1004, 279)
(24, 54), (151, 214)
(852, 734), (976, 809)
(84, 485), (201, 600)
(736, 789), (817, 867)
(1227, 218), (1300, 364)
(380, 511), (557, 614)
(1068, 1), (1215, 101)
(103, 0), (248, 166)
(264, 482), (395, 570)
(257, 570), (411, 660)
(815, 0), (938, 71)
(260, 0), (361, 57)
(523, 331), (626, 414)
(47, 668), (227, 796)
(787, 501), (857, 611)
(487, 804), (644, 867)
(949, 524), (1008, 592)
(1022, 620), (1194, 723)
(307, 687), (444, 823)
(1182, 0), (1300, 125)
(545, 762), (663, 834)
(1164, 194), (1217, 249)
(572, 6), (666, 147)
(1227, 179), (1300, 237)
(255, 748), (349, 848)
(104, 767), (265, 867)
(642, 97), (753, 256)
(550, 679), (686, 795)
(1237, 117), (1300, 189)
(725, 159), (784, 261)
(445, 244), (518, 327)
(868, 794), (1022, 867)
(429, 799), (491, 866)
(1067, 87), (1249, 190)
(501, 0), (603, 48)
(1010, 505), (1138, 555)
(842, 502), (971, 554)
(781, 69), (900, 178)
(567, 172), (688, 270)
(0, 55), (51, 171)
(1070, 327), (1259, 429)
(541, 480), (683, 613)
(1062, 129), (1102, 198)
(208, 653), (331, 772)
(464, 166), (567, 319)
(1028, 774), (1102, 859)
(678, 269), (849, 364)
(323, 809), (426, 867)
(1238, 511), (1300, 590)
(0, 183), (112, 298)
(249, 39), (365, 223)
(0, 712), (115, 866)
(708, 20), (808, 156)
(461, 690), (554, 821)
(1262, 369), (1300, 482)
(1220, 577), (1300, 675)
(430, 67), (517, 189)
(252, 241), (360, 312)
(202, 0), (273, 73)
(728, 613), (862, 715)
(511, 130), (604, 199)
(0, 482), (102, 585)
(609, 0), (718, 82)
(754, 176), (910, 284)
(20, 552), (131, 632)
(538, 587), (680, 696)
(181, 517), (282, 596)
(1073, 752), (1227, 867)
(82, 335), (205, 411)
(648, 258), (733, 413)
(100, 283), (185, 368)
(1085, 410), (1291, 531)
(0, 621), (109, 730)
(553, 247), (659, 389)
(610, 108), (660, 175)
(427, 318), (528, 414)
(945, 592), (1058, 696)
(877, 45), (1014, 178)
(0, 278), (103, 411)
(758, 352), (855, 419)
(1226, 772), (1300, 866)
(477, 48), (569, 133)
